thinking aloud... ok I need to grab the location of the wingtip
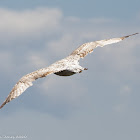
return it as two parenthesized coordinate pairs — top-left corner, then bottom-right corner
(0, 105), (3, 109)
(121, 33), (139, 40)
(0, 101), (7, 109)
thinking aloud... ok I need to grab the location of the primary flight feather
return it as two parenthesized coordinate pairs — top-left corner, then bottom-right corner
(0, 33), (138, 109)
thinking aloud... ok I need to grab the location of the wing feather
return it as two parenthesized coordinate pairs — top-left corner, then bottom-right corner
(0, 63), (65, 109)
(70, 33), (138, 60)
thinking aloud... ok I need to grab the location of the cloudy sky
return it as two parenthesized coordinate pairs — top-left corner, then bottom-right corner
(0, 0), (140, 140)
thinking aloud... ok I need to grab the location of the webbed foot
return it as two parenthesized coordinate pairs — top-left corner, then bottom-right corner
(79, 70), (82, 73)
(84, 68), (88, 70)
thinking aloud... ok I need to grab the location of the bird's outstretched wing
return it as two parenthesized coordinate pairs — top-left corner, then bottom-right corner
(70, 33), (138, 60)
(0, 63), (65, 109)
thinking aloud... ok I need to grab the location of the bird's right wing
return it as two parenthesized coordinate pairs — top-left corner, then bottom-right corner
(70, 33), (138, 60)
(0, 62), (65, 109)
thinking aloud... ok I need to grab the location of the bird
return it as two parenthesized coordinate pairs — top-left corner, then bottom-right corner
(0, 33), (138, 109)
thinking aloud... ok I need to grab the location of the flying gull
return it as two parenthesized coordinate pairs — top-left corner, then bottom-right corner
(0, 33), (138, 109)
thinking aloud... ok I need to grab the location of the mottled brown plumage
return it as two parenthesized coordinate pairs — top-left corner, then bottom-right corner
(0, 33), (138, 109)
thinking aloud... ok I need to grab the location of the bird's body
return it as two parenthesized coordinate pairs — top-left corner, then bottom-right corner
(0, 33), (138, 109)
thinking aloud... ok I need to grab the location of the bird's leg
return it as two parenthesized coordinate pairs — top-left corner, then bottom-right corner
(79, 68), (88, 73)
(84, 68), (88, 70)
(79, 70), (82, 73)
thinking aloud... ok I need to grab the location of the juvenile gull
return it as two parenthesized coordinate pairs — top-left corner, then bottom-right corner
(0, 33), (138, 109)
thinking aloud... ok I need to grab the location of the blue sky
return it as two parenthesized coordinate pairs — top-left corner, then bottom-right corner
(0, 0), (140, 19)
(0, 0), (140, 140)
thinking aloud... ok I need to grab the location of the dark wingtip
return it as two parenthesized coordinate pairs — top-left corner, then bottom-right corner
(0, 101), (7, 109)
(0, 105), (4, 109)
(121, 33), (139, 40)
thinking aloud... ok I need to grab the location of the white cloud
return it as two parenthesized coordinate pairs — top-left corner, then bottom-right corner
(28, 52), (49, 68)
(120, 85), (131, 96)
(39, 75), (87, 106)
(0, 51), (14, 74)
(0, 7), (62, 37)
(113, 85), (132, 113)
(65, 16), (81, 23)
(113, 103), (127, 113)
(88, 17), (115, 24)
(46, 34), (75, 56)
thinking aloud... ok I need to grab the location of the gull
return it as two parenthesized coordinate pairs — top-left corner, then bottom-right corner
(0, 33), (138, 109)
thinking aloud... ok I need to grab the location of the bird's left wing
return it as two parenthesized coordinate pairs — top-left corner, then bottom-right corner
(70, 33), (138, 60)
(0, 63), (65, 109)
